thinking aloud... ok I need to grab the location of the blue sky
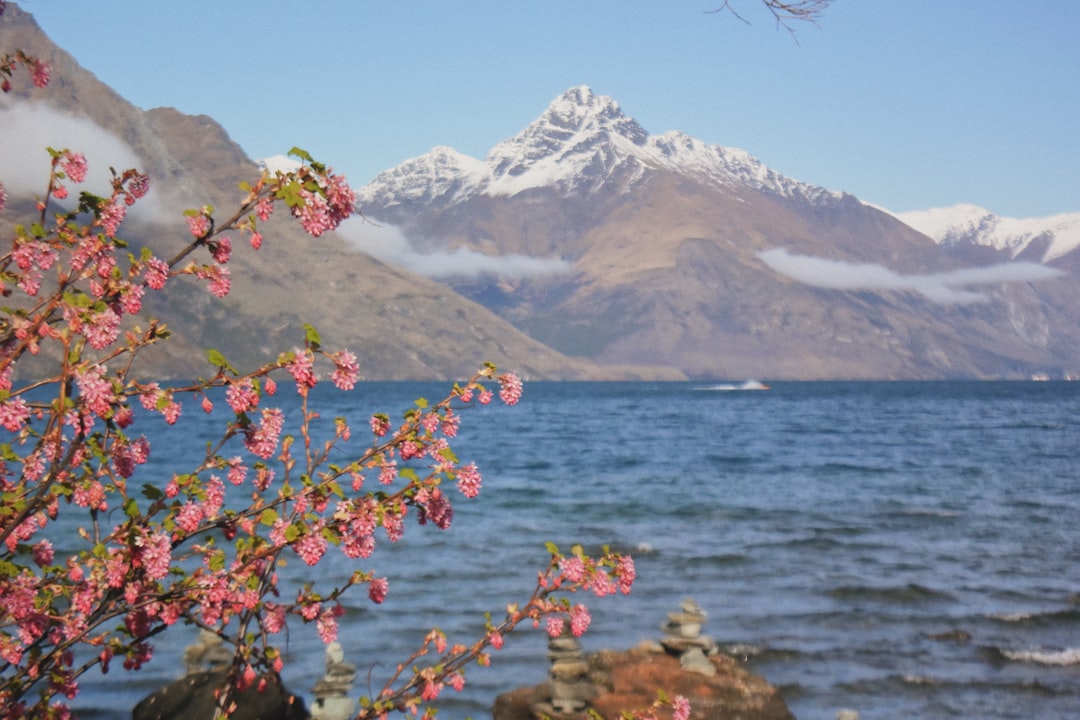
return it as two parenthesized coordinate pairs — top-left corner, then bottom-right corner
(20, 1), (1080, 218)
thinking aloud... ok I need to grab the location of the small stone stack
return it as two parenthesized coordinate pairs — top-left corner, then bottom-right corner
(181, 629), (232, 675)
(311, 641), (357, 720)
(532, 620), (595, 716)
(660, 598), (716, 676)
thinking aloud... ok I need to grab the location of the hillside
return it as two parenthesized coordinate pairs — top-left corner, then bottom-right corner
(0, 6), (667, 381)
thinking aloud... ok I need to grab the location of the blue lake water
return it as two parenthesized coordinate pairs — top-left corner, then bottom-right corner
(64, 381), (1080, 719)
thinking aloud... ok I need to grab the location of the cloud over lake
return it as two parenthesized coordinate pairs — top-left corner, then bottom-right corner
(758, 248), (1065, 304)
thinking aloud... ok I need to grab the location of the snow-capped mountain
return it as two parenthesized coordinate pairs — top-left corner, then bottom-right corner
(351, 85), (1080, 380)
(895, 204), (1080, 263)
(357, 85), (841, 211)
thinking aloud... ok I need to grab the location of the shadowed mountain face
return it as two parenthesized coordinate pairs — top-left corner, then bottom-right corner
(356, 86), (1080, 380)
(1, 6), (661, 381)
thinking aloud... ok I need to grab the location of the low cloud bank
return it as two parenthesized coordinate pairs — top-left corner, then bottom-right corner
(0, 102), (143, 198)
(337, 218), (572, 279)
(758, 247), (1064, 304)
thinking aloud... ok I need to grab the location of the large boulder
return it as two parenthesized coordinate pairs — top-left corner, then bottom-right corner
(493, 644), (794, 720)
(132, 668), (309, 720)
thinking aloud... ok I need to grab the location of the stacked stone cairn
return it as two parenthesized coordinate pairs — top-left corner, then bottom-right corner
(532, 619), (596, 716)
(659, 597), (717, 676)
(311, 641), (358, 720)
(181, 629), (232, 674)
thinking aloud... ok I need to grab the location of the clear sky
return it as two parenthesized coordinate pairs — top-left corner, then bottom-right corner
(18, 1), (1080, 218)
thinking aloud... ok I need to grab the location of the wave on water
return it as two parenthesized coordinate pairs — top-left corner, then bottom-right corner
(827, 582), (955, 604)
(996, 647), (1080, 666)
(987, 607), (1080, 626)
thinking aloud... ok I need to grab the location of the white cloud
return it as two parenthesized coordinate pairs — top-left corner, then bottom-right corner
(0, 101), (144, 199)
(758, 247), (1065, 304)
(336, 217), (572, 279)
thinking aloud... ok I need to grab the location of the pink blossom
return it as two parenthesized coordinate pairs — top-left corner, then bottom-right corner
(186, 214), (210, 238)
(488, 630), (504, 650)
(120, 284), (144, 315)
(250, 231), (263, 250)
(85, 308), (121, 350)
(226, 457), (247, 486)
(76, 366), (114, 418)
(672, 695), (691, 720)
(370, 414), (390, 437)
(416, 487), (453, 529)
(295, 528), (327, 566)
(378, 460), (397, 485)
(31, 539), (53, 567)
(99, 200), (125, 238)
(286, 350), (316, 392)
(209, 235), (232, 264)
(331, 350), (359, 390)
(317, 608), (340, 643)
(256, 196), (273, 222)
(226, 378), (259, 413)
(559, 556), (586, 583)
(30, 59), (49, 88)
(204, 476), (224, 519)
(498, 373), (523, 405)
(478, 388), (493, 405)
(175, 502), (204, 533)
(200, 395), (213, 413)
(590, 571), (616, 598)
(0, 180), (6, 213)
(616, 555), (636, 594)
(368, 576), (388, 604)
(61, 152), (88, 183)
(0, 396), (30, 432)
(569, 604), (591, 637)
(448, 672), (465, 692)
(126, 172), (150, 200)
(137, 531), (171, 581)
(162, 399), (181, 425)
(545, 616), (564, 638)
(144, 257), (169, 289)
(440, 409), (460, 437)
(420, 679), (441, 702)
(244, 407), (284, 459)
(455, 463), (482, 498)
(196, 264), (231, 297)
(264, 603), (286, 634)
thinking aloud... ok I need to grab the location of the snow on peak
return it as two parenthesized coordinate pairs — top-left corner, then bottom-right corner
(259, 154), (303, 174)
(358, 86), (840, 207)
(895, 204), (1080, 262)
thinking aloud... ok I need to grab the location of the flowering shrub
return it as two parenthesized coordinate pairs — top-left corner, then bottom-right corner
(0, 11), (683, 720)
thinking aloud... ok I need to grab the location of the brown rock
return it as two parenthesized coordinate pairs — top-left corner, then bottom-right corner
(493, 645), (794, 720)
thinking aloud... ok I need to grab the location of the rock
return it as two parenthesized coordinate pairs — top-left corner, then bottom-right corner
(494, 645), (794, 720)
(132, 668), (309, 720)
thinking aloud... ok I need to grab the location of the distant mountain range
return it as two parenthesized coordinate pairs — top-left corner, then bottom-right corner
(4, 4), (1079, 380)
(354, 85), (1080, 379)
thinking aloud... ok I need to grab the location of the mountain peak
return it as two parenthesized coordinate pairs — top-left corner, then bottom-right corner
(484, 86), (648, 186)
(358, 86), (840, 209)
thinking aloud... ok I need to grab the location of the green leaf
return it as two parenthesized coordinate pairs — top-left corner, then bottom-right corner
(303, 323), (322, 349)
(204, 348), (236, 374)
(545, 541), (560, 555)
(284, 524), (300, 543)
(414, 397), (429, 409)
(287, 147), (314, 163)
(141, 484), (163, 501)
(259, 508), (279, 526)
(123, 497), (140, 518)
